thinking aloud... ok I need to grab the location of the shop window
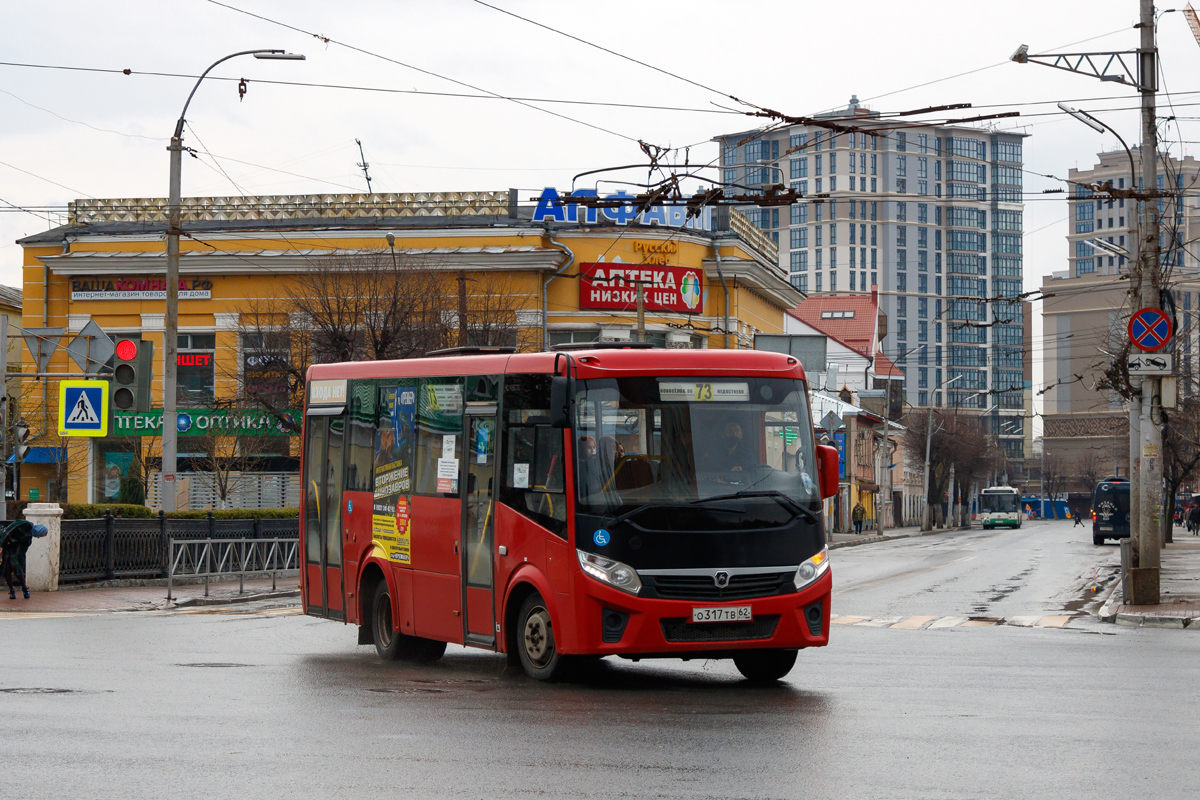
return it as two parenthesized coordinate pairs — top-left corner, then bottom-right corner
(178, 333), (216, 406)
(242, 331), (292, 409)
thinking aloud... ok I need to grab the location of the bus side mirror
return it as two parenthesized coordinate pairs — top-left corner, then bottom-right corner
(549, 376), (570, 428)
(816, 444), (839, 499)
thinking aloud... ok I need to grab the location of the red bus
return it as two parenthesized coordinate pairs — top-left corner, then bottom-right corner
(301, 345), (839, 682)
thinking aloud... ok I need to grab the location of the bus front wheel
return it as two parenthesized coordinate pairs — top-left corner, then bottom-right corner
(733, 649), (798, 683)
(370, 580), (446, 663)
(516, 592), (563, 681)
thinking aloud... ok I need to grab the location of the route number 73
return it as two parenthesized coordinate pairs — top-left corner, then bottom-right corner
(694, 382), (714, 401)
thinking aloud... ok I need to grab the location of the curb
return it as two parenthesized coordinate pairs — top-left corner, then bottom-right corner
(172, 589), (301, 608)
(829, 533), (918, 550)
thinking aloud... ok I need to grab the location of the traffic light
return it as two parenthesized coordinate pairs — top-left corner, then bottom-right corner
(13, 420), (30, 463)
(110, 338), (154, 413)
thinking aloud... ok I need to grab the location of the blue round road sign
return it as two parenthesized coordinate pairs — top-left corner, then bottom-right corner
(1129, 307), (1172, 352)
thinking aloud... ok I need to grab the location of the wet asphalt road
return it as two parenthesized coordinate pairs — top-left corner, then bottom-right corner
(3, 520), (1198, 800)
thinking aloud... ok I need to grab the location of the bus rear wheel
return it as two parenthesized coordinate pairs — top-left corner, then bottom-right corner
(516, 592), (563, 681)
(733, 649), (798, 684)
(1093, 534), (1106, 546)
(370, 580), (446, 663)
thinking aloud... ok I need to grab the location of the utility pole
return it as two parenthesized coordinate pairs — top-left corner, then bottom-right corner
(1133, 0), (1162, 602)
(1041, 439), (1046, 519)
(457, 270), (469, 347)
(355, 139), (374, 193)
(922, 373), (963, 531)
(1012, 1), (1163, 602)
(636, 281), (646, 343)
(161, 49), (303, 513)
(0, 313), (7, 522)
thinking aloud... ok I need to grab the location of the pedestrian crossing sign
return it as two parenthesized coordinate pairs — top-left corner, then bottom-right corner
(58, 380), (109, 437)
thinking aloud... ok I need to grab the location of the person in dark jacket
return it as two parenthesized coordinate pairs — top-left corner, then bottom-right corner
(1, 520), (46, 600)
(1189, 505), (1200, 536)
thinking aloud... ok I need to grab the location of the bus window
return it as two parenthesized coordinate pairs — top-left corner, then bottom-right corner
(414, 378), (463, 496)
(345, 382), (377, 493)
(502, 374), (566, 537)
(304, 418), (326, 568)
(325, 416), (345, 568)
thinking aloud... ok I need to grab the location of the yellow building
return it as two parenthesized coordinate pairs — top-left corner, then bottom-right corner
(17, 191), (802, 507)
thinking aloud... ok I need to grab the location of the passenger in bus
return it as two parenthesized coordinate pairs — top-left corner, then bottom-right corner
(577, 435), (604, 497)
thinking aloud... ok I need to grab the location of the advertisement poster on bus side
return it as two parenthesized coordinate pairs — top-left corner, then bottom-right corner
(374, 386), (415, 564)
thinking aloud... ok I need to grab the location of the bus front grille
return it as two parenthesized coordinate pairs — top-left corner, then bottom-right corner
(648, 572), (793, 601)
(660, 615), (780, 643)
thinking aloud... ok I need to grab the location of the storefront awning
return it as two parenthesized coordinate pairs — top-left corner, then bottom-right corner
(8, 447), (66, 464)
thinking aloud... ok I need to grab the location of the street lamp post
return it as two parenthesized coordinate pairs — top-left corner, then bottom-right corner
(922, 373), (964, 531)
(160, 49), (303, 512)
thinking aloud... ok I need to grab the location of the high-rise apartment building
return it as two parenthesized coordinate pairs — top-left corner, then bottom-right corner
(715, 97), (1031, 463)
(1043, 147), (1200, 480)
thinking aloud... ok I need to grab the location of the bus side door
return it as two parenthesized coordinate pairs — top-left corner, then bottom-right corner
(461, 408), (498, 647)
(303, 411), (346, 619)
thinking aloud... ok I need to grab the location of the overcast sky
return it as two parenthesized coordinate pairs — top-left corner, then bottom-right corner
(3, 0), (1199, 399)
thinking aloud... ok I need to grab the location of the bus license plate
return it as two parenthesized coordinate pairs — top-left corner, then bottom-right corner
(692, 606), (752, 623)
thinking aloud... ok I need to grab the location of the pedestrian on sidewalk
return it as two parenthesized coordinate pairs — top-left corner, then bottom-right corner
(1189, 505), (1200, 536)
(1, 520), (46, 600)
(852, 501), (866, 535)
(1072, 508), (1084, 527)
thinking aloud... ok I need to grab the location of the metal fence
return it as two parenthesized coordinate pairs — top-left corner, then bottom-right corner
(166, 537), (299, 600)
(59, 512), (299, 584)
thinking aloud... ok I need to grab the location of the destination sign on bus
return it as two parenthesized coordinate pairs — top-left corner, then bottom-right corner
(658, 381), (749, 402)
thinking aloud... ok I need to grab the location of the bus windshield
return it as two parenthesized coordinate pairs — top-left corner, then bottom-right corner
(981, 492), (1019, 513)
(572, 376), (818, 517)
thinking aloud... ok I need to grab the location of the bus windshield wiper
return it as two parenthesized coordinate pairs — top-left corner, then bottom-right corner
(692, 491), (821, 525)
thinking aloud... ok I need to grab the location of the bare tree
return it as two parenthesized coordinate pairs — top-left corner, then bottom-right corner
(1161, 384), (1200, 544)
(230, 251), (533, 431)
(189, 433), (276, 510)
(1075, 450), (1104, 494)
(904, 409), (999, 527)
(1041, 453), (1068, 503)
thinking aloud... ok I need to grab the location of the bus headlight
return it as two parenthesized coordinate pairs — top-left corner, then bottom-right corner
(794, 547), (830, 591)
(577, 550), (642, 596)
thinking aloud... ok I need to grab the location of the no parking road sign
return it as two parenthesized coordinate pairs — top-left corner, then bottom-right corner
(1128, 307), (1173, 352)
(58, 380), (109, 437)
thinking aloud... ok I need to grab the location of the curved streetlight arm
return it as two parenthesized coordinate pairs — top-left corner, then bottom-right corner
(173, 49), (295, 139)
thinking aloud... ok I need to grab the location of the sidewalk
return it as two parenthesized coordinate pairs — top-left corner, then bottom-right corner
(0, 576), (300, 614)
(828, 522), (958, 549)
(1098, 539), (1200, 628)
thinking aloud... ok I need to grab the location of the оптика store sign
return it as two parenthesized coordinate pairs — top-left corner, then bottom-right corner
(112, 409), (298, 436)
(70, 277), (213, 300)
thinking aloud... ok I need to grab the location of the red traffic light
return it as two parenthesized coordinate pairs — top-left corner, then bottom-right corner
(115, 339), (138, 361)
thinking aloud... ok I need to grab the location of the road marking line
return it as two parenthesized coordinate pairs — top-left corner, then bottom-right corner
(855, 617), (903, 627)
(0, 612), (98, 619)
(831, 615), (870, 625)
(1035, 615), (1075, 628)
(1005, 615), (1042, 627)
(927, 616), (969, 629)
(890, 615), (939, 630)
